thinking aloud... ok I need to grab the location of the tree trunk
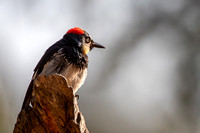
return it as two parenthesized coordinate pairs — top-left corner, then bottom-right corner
(14, 74), (89, 133)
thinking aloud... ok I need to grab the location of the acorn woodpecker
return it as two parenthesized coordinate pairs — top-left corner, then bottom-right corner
(21, 27), (105, 110)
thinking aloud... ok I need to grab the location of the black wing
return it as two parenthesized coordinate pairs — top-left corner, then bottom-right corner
(21, 36), (79, 110)
(34, 35), (77, 75)
(34, 43), (62, 75)
(21, 40), (63, 110)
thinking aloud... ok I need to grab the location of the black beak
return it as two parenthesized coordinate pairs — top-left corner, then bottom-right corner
(92, 42), (105, 49)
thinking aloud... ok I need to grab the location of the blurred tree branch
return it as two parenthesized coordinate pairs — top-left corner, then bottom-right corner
(91, 0), (200, 93)
(89, 0), (200, 132)
(13, 75), (89, 133)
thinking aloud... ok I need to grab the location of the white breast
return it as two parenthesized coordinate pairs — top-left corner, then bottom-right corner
(38, 51), (87, 93)
(61, 65), (87, 92)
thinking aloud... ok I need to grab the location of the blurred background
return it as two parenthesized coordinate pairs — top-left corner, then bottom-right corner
(0, 0), (200, 132)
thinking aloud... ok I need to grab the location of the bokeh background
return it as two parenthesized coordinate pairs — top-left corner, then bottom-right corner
(0, 0), (200, 133)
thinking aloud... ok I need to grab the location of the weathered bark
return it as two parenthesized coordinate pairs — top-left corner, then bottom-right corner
(14, 74), (89, 133)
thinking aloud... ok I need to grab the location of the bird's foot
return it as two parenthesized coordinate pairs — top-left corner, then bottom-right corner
(75, 94), (79, 100)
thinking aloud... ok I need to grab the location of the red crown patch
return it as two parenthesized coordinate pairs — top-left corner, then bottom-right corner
(67, 27), (84, 35)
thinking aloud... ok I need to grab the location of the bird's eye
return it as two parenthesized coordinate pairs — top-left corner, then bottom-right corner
(85, 37), (91, 43)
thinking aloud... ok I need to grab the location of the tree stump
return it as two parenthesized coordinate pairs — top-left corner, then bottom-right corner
(14, 74), (89, 133)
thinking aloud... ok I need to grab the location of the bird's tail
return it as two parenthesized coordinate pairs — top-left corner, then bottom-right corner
(21, 80), (33, 110)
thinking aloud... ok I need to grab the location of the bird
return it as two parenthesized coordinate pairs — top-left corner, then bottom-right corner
(21, 27), (105, 110)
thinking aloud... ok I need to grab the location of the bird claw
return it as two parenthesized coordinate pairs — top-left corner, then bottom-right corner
(75, 95), (79, 99)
